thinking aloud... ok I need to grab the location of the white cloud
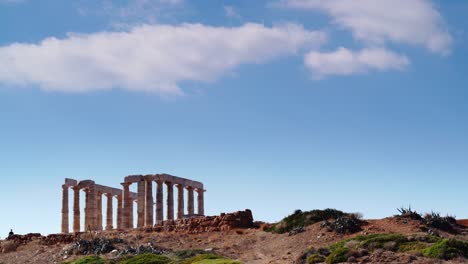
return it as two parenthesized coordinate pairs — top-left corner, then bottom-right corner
(280, 0), (453, 55)
(0, 23), (326, 94)
(305, 47), (409, 78)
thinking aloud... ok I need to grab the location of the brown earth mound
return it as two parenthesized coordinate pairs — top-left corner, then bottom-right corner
(0, 212), (467, 264)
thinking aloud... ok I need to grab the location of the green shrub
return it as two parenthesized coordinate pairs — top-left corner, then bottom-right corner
(269, 209), (348, 234)
(174, 249), (207, 259)
(119, 254), (172, 264)
(399, 242), (428, 252)
(358, 234), (407, 249)
(180, 254), (225, 264)
(65, 256), (106, 264)
(396, 206), (423, 221)
(307, 254), (325, 263)
(422, 239), (468, 260)
(424, 212), (457, 233)
(326, 247), (348, 264)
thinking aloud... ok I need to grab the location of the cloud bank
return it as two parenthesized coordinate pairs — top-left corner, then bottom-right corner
(279, 0), (452, 78)
(0, 23), (326, 94)
(282, 0), (452, 55)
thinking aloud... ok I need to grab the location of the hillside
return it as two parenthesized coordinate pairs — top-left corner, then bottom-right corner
(1, 209), (467, 264)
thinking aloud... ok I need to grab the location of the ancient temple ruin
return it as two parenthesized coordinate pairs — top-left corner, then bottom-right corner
(61, 174), (205, 233)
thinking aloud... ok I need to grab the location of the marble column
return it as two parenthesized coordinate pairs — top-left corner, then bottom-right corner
(177, 184), (184, 219)
(86, 185), (97, 230)
(84, 189), (89, 231)
(145, 178), (154, 227)
(187, 187), (194, 215)
(129, 199), (134, 228)
(155, 180), (164, 225)
(137, 180), (145, 228)
(121, 182), (131, 229)
(105, 193), (113, 230)
(196, 188), (205, 216)
(61, 185), (69, 233)
(72, 186), (80, 233)
(96, 192), (103, 231)
(117, 195), (123, 230)
(166, 182), (174, 221)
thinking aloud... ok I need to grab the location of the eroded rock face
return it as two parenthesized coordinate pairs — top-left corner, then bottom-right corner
(154, 209), (255, 233)
(6, 233), (42, 244)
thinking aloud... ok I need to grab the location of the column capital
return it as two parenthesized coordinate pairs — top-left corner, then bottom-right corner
(185, 186), (194, 190)
(121, 182), (131, 187)
(104, 193), (114, 198)
(62, 184), (69, 190)
(195, 188), (206, 193)
(165, 181), (173, 186)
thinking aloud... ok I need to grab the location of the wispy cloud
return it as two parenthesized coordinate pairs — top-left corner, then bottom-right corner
(305, 47), (409, 78)
(224, 5), (242, 20)
(279, 0), (453, 55)
(0, 23), (326, 95)
(76, 0), (185, 28)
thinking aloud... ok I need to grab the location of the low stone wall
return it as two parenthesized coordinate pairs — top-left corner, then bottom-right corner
(5, 233), (76, 245)
(154, 209), (255, 233)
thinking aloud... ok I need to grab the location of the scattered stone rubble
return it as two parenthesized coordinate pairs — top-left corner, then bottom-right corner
(154, 209), (254, 233)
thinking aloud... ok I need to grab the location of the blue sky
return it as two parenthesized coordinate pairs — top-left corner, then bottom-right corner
(1, 0), (467, 235)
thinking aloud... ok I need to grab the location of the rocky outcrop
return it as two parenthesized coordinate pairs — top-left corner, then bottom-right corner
(154, 209), (255, 233)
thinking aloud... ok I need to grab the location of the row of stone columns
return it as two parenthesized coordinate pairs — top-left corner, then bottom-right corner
(61, 184), (125, 233)
(121, 179), (205, 229)
(62, 180), (205, 233)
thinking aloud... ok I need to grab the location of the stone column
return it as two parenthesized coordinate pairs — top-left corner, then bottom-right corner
(121, 182), (131, 229)
(196, 188), (205, 216)
(72, 186), (81, 233)
(129, 199), (134, 228)
(117, 195), (123, 230)
(145, 178), (154, 227)
(105, 193), (113, 230)
(137, 180), (145, 228)
(166, 182), (174, 222)
(86, 185), (97, 231)
(177, 184), (184, 219)
(61, 185), (69, 233)
(155, 180), (164, 225)
(187, 187), (194, 215)
(84, 189), (89, 231)
(96, 192), (103, 231)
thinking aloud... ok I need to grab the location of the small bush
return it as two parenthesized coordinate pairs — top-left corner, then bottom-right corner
(119, 254), (172, 264)
(399, 241), (428, 252)
(326, 247), (348, 264)
(396, 206), (423, 221)
(307, 254), (325, 263)
(321, 215), (362, 234)
(174, 249), (207, 259)
(422, 239), (468, 260)
(66, 256), (106, 264)
(180, 253), (225, 264)
(268, 209), (350, 234)
(424, 212), (458, 233)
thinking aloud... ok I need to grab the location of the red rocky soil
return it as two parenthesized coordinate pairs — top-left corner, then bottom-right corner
(0, 213), (467, 264)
